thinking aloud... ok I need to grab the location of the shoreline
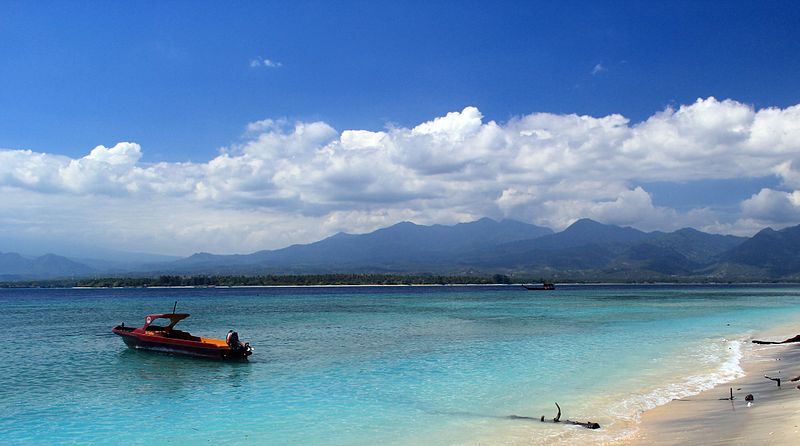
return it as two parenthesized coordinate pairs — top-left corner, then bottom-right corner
(623, 325), (800, 445)
(0, 282), (798, 290)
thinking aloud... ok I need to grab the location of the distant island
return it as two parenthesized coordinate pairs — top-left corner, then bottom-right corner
(3, 217), (800, 284)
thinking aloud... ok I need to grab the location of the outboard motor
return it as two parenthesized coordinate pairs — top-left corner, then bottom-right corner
(226, 330), (253, 358)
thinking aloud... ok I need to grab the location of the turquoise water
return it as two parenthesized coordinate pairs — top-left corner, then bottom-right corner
(2, 285), (800, 445)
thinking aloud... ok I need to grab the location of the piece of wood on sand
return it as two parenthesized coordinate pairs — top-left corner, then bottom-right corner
(719, 387), (735, 400)
(752, 334), (800, 344)
(539, 402), (601, 429)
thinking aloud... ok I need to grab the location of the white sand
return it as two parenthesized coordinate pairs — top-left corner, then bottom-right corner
(625, 334), (800, 445)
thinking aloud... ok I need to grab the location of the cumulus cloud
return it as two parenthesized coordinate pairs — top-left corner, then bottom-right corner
(3, 97), (800, 254)
(249, 56), (282, 68)
(591, 63), (606, 75)
(740, 188), (800, 226)
(0, 142), (147, 194)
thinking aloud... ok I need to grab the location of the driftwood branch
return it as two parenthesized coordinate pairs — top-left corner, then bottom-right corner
(765, 375), (781, 387)
(719, 387), (735, 400)
(752, 334), (800, 345)
(539, 402), (600, 430)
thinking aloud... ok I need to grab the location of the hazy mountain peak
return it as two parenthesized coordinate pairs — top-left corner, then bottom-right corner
(469, 217), (496, 225)
(564, 218), (644, 236)
(391, 221), (418, 227)
(570, 217), (599, 226)
(719, 223), (800, 277)
(565, 218), (619, 230)
(189, 251), (218, 258)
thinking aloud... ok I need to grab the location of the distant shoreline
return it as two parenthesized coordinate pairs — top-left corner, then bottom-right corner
(3, 279), (800, 289)
(72, 282), (800, 289)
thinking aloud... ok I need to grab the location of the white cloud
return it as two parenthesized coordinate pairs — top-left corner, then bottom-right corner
(3, 97), (800, 254)
(249, 56), (282, 68)
(739, 188), (800, 226)
(591, 63), (605, 75)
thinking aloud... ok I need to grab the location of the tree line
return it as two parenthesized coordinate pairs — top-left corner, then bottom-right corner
(0, 273), (515, 288)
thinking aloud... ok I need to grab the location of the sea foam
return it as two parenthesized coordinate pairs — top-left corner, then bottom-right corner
(599, 339), (746, 443)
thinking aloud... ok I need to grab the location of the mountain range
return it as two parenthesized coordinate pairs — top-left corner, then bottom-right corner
(2, 217), (800, 281)
(0, 252), (95, 281)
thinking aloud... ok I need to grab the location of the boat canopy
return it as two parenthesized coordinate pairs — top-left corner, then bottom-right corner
(143, 313), (190, 329)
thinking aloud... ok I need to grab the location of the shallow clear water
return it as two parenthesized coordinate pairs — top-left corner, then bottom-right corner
(2, 285), (800, 445)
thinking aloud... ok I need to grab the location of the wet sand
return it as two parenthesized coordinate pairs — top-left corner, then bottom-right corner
(626, 334), (800, 445)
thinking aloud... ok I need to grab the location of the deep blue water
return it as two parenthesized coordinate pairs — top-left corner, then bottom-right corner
(2, 285), (800, 445)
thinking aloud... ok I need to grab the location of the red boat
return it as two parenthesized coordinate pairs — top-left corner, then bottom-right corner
(112, 313), (253, 360)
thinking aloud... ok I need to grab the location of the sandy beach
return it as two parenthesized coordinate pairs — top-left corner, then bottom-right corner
(626, 329), (800, 445)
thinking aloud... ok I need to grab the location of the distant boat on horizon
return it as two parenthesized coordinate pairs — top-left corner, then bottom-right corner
(522, 282), (555, 291)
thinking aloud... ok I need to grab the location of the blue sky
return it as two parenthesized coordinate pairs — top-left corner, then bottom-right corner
(1, 1), (800, 255)
(4, 1), (798, 161)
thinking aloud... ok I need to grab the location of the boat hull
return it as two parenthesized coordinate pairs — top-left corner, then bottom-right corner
(522, 284), (556, 290)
